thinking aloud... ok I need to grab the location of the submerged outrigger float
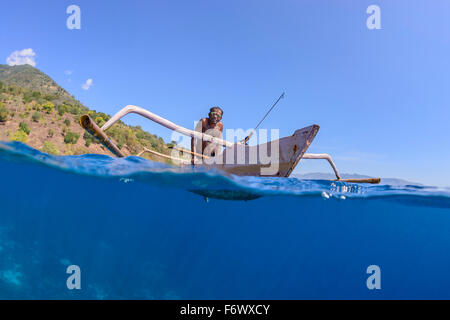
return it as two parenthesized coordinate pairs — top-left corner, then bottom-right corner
(79, 104), (380, 184)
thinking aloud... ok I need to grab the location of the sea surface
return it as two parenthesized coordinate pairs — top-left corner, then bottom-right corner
(0, 141), (449, 299)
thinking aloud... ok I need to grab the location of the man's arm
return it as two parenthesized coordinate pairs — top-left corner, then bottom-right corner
(191, 119), (204, 164)
(190, 136), (195, 164)
(214, 122), (224, 157)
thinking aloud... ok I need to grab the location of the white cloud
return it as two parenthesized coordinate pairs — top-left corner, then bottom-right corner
(6, 48), (36, 67)
(82, 78), (93, 90)
(64, 70), (73, 75)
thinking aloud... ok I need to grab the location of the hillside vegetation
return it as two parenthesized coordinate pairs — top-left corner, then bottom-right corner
(0, 64), (176, 162)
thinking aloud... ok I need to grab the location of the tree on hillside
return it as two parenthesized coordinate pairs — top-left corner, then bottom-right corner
(64, 131), (80, 144)
(0, 103), (9, 123)
(11, 130), (28, 143)
(42, 101), (55, 114)
(83, 132), (94, 147)
(19, 121), (30, 135)
(95, 116), (105, 127)
(42, 141), (59, 155)
(32, 111), (42, 122)
(58, 104), (67, 116)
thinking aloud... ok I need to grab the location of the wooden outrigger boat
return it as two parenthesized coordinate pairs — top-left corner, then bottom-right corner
(80, 105), (380, 184)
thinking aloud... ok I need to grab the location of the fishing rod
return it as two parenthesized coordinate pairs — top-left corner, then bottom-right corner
(241, 92), (285, 144)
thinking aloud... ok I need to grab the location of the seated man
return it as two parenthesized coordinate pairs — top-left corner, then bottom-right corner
(191, 106), (224, 164)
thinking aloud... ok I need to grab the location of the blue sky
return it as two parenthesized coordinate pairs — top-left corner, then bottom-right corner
(1, 0), (449, 186)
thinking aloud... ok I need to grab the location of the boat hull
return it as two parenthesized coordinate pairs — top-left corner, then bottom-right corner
(199, 125), (320, 177)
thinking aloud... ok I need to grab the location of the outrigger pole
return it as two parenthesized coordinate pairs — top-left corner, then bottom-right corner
(80, 115), (125, 157)
(169, 145), (210, 159)
(137, 147), (190, 164)
(301, 153), (380, 184)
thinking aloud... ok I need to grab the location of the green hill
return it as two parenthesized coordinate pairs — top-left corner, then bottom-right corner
(0, 64), (177, 161)
(0, 64), (74, 104)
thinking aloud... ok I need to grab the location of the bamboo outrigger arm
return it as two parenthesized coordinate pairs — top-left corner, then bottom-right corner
(170, 145), (210, 159)
(137, 147), (190, 164)
(302, 153), (380, 184)
(302, 153), (341, 180)
(79, 114), (125, 157)
(101, 105), (234, 148)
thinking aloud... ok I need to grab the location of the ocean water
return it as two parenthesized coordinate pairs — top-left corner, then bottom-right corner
(0, 141), (449, 300)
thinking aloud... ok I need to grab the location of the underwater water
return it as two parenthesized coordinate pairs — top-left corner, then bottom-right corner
(0, 141), (449, 300)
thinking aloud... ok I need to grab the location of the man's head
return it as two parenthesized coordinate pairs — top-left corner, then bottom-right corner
(208, 106), (223, 124)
